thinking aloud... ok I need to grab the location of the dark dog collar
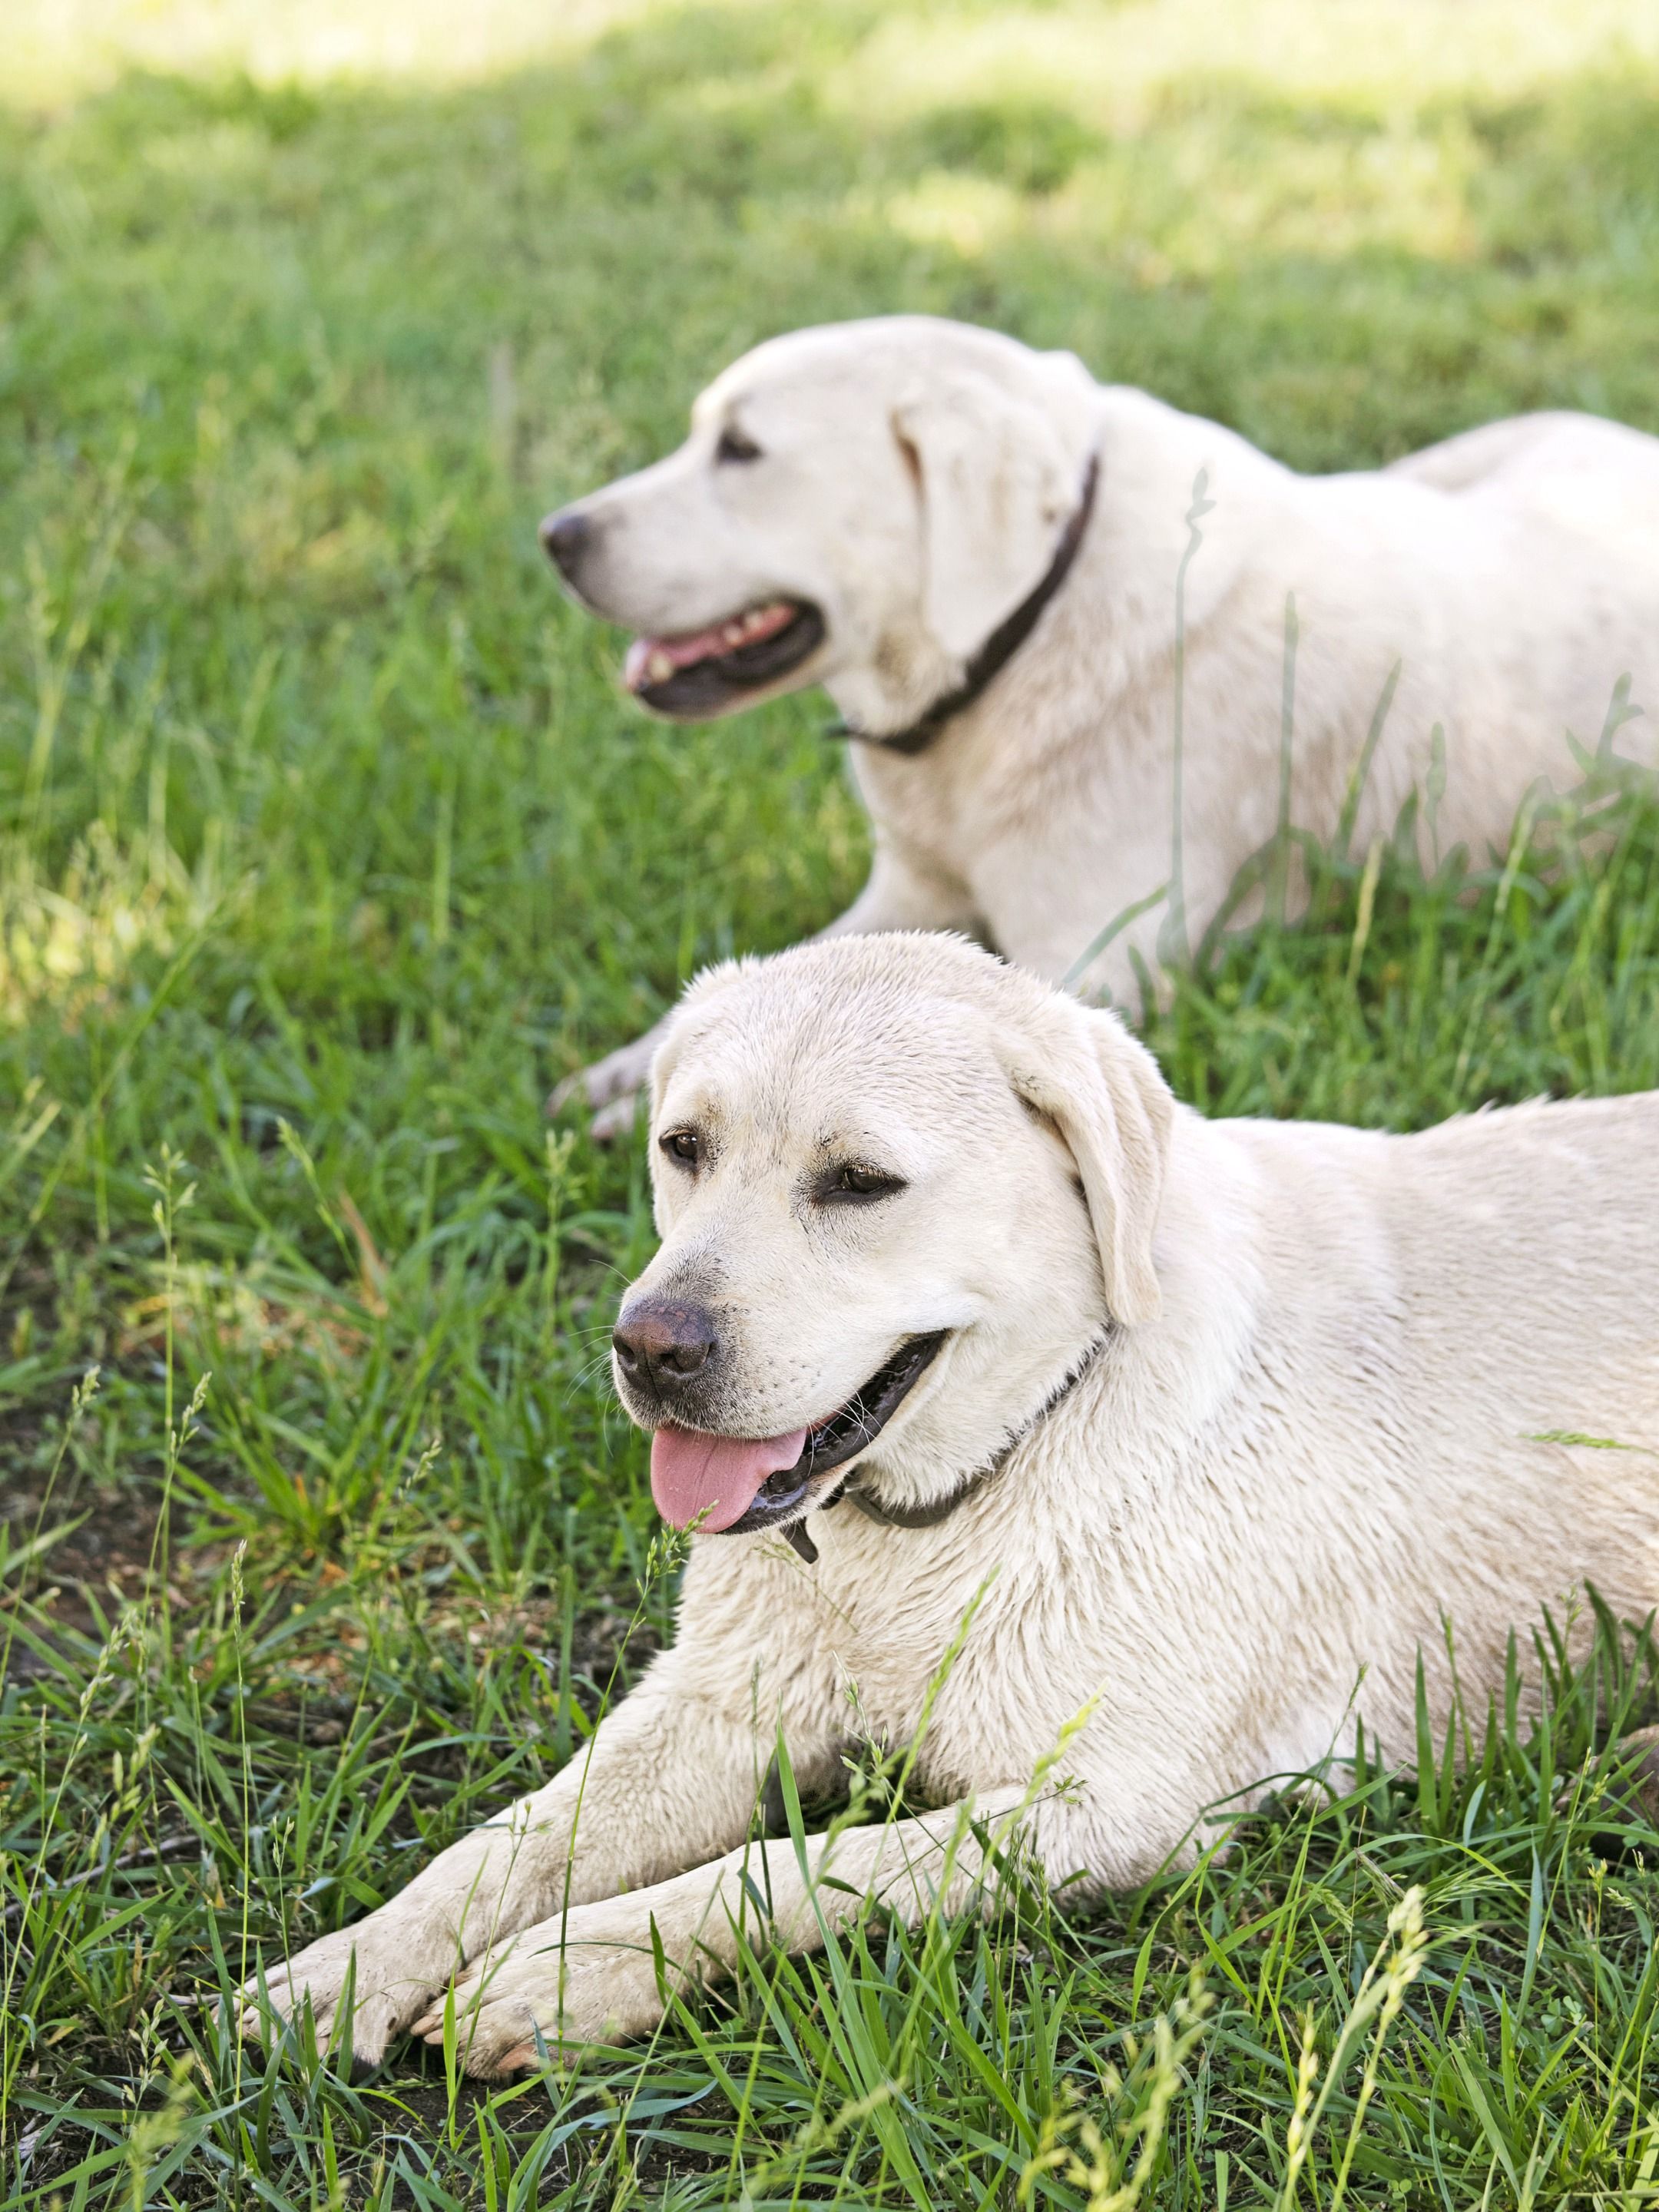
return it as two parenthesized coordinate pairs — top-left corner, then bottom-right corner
(826, 449), (1101, 761)
(782, 1329), (1111, 1565)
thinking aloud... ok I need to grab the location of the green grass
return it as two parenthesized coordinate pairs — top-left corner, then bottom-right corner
(4, 0), (1659, 2200)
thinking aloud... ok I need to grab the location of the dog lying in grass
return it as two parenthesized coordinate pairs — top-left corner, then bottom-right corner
(542, 314), (1659, 1136)
(246, 932), (1659, 2075)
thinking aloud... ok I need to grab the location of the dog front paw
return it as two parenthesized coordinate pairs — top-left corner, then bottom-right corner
(410, 1906), (671, 2075)
(239, 1919), (457, 2068)
(547, 1031), (661, 1137)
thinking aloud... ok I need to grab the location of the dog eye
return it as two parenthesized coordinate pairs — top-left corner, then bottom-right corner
(660, 1129), (700, 1167)
(715, 426), (763, 465)
(822, 1162), (905, 1204)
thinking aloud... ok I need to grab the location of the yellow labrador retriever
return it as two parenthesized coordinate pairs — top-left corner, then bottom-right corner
(247, 933), (1659, 2073)
(542, 316), (1659, 1135)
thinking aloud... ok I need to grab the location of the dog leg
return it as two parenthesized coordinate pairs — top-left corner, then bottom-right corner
(812, 843), (984, 945)
(416, 1783), (1081, 2075)
(549, 1024), (665, 1141)
(550, 845), (982, 1141)
(239, 1667), (812, 2066)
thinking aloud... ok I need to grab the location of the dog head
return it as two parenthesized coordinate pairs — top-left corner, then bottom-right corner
(611, 933), (1174, 1540)
(541, 316), (1098, 740)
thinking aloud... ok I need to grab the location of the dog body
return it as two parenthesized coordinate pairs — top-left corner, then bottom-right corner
(546, 319), (1659, 1131)
(253, 935), (1659, 2072)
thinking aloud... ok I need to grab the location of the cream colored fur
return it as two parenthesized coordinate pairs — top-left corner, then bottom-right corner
(553, 315), (1659, 1136)
(248, 932), (1659, 2075)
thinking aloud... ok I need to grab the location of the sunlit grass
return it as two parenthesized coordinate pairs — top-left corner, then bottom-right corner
(830, 0), (1659, 126)
(8, 0), (668, 108)
(18, 0), (1659, 113)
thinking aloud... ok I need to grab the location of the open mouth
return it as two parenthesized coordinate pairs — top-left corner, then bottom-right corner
(621, 598), (825, 717)
(731, 1330), (948, 1532)
(648, 1331), (947, 1538)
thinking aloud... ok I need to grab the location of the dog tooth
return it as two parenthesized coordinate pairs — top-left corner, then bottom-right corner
(724, 623), (745, 644)
(646, 649), (674, 683)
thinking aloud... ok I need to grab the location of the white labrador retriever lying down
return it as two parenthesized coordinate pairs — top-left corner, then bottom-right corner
(247, 932), (1659, 2075)
(542, 315), (1659, 1134)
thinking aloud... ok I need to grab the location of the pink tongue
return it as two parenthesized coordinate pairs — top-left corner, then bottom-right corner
(650, 1424), (810, 1532)
(623, 601), (796, 692)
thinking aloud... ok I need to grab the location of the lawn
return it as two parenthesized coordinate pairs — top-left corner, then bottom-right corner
(5, 0), (1659, 2201)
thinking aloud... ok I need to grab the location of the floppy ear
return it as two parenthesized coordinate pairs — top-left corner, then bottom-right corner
(892, 369), (1075, 662)
(996, 1001), (1175, 1326)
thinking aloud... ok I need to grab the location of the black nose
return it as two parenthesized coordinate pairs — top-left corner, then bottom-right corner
(613, 1299), (717, 1394)
(539, 508), (591, 582)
